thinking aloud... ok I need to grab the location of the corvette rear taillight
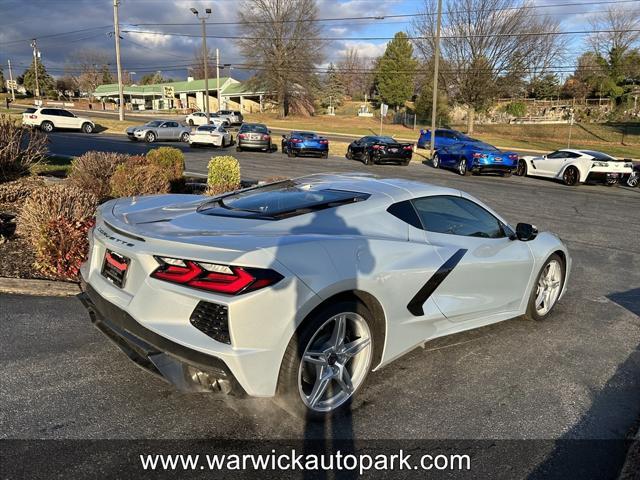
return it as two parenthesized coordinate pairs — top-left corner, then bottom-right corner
(372, 145), (384, 150)
(319, 139), (329, 145)
(291, 138), (303, 143)
(151, 257), (283, 295)
(403, 145), (413, 150)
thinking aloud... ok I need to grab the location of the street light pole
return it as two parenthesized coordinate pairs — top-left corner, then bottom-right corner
(7, 59), (16, 101)
(113, 0), (125, 121)
(191, 7), (212, 122)
(216, 48), (221, 111)
(30, 39), (40, 102)
(429, 0), (443, 159)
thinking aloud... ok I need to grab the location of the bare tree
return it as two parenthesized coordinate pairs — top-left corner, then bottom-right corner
(237, 0), (324, 117)
(67, 49), (112, 96)
(412, 0), (566, 132)
(336, 47), (372, 100)
(588, 5), (640, 60)
(190, 47), (216, 80)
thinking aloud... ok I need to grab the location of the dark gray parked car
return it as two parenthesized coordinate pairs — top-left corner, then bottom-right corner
(236, 123), (274, 152)
(126, 120), (191, 143)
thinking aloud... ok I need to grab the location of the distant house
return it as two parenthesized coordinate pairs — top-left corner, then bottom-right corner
(5, 80), (27, 95)
(93, 76), (267, 112)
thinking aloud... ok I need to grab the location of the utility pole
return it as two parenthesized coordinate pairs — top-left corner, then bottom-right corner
(30, 39), (40, 103)
(429, 0), (443, 159)
(113, 0), (125, 121)
(7, 60), (15, 101)
(192, 7), (212, 122)
(216, 48), (221, 111)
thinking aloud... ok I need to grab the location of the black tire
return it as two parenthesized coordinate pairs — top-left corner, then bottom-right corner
(221, 137), (226, 148)
(346, 148), (353, 160)
(81, 122), (94, 134)
(402, 159), (410, 166)
(458, 158), (471, 176)
(432, 153), (440, 168)
(524, 253), (565, 322)
(180, 132), (190, 143)
(322, 151), (329, 159)
(562, 166), (579, 186)
(288, 149), (296, 158)
(502, 170), (513, 178)
(516, 159), (527, 177)
(236, 146), (243, 152)
(145, 131), (156, 143)
(364, 152), (373, 166)
(40, 121), (54, 133)
(627, 174), (639, 188)
(275, 299), (375, 419)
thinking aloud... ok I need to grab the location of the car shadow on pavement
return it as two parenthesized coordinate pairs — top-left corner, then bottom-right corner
(528, 288), (640, 479)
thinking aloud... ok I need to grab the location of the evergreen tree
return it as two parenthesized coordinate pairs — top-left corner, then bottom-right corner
(320, 63), (345, 108)
(22, 60), (55, 96)
(101, 65), (114, 84)
(528, 73), (560, 99)
(375, 32), (417, 108)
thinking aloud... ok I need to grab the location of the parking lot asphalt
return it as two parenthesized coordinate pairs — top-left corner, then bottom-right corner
(1, 130), (639, 476)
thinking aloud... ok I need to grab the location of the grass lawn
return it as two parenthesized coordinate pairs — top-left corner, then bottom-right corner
(32, 155), (74, 176)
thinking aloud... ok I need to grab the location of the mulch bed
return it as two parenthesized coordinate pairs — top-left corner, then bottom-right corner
(0, 234), (48, 280)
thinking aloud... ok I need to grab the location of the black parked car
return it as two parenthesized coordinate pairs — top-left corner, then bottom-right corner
(346, 136), (413, 166)
(236, 123), (274, 152)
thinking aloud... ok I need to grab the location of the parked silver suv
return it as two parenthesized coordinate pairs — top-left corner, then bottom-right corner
(217, 110), (243, 125)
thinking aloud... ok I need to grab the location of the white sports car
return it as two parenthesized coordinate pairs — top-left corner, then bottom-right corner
(189, 125), (233, 148)
(79, 174), (571, 417)
(516, 149), (633, 186)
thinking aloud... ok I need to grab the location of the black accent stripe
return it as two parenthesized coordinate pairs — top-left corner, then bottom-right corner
(407, 249), (467, 316)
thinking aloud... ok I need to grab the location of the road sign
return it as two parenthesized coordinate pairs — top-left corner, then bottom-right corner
(162, 86), (175, 98)
(380, 103), (388, 116)
(7, 80), (17, 89)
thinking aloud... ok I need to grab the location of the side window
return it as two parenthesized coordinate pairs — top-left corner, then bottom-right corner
(411, 196), (506, 239)
(41, 109), (57, 116)
(167, 122), (178, 128)
(59, 110), (74, 117)
(439, 131), (453, 139)
(566, 152), (581, 158)
(547, 151), (566, 159)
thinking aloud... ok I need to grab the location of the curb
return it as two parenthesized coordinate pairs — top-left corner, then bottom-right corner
(0, 277), (80, 297)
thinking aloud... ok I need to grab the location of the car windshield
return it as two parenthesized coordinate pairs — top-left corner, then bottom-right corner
(197, 180), (370, 220)
(474, 143), (499, 152)
(145, 121), (163, 127)
(240, 124), (268, 133)
(293, 131), (317, 138)
(581, 150), (616, 161)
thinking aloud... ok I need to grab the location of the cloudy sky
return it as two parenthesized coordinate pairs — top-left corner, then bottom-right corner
(0, 0), (628, 83)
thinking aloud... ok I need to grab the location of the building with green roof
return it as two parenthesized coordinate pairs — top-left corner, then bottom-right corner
(93, 76), (267, 113)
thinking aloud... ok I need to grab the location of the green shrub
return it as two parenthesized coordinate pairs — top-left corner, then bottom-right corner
(0, 115), (47, 182)
(18, 184), (98, 247)
(146, 147), (185, 181)
(109, 156), (171, 198)
(504, 102), (527, 118)
(34, 216), (94, 280)
(69, 151), (128, 201)
(206, 156), (241, 195)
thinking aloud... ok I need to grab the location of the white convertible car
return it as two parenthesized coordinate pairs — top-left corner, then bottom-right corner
(79, 174), (570, 417)
(189, 125), (233, 148)
(516, 149), (633, 186)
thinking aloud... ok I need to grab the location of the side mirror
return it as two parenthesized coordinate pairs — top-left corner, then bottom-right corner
(515, 223), (538, 241)
(542, 155), (547, 159)
(268, 130), (272, 134)
(282, 134), (287, 139)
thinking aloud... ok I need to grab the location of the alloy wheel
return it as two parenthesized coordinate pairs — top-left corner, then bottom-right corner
(516, 160), (526, 176)
(298, 312), (372, 413)
(432, 154), (439, 168)
(534, 260), (562, 316)
(458, 159), (467, 175)
(563, 167), (578, 186)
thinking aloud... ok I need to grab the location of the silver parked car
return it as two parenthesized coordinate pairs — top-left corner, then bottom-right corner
(126, 120), (191, 143)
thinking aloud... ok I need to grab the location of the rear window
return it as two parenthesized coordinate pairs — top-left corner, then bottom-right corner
(23, 108), (37, 114)
(197, 181), (370, 220)
(582, 150), (616, 161)
(377, 137), (397, 144)
(197, 125), (216, 132)
(240, 124), (268, 133)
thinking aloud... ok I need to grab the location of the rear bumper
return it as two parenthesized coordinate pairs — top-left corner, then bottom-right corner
(291, 146), (328, 155)
(78, 282), (245, 396)
(586, 171), (624, 183)
(238, 139), (270, 149)
(471, 163), (516, 174)
(374, 152), (412, 163)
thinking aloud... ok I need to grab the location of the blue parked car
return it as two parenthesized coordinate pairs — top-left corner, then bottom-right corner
(417, 128), (478, 149)
(432, 141), (519, 176)
(281, 131), (329, 158)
